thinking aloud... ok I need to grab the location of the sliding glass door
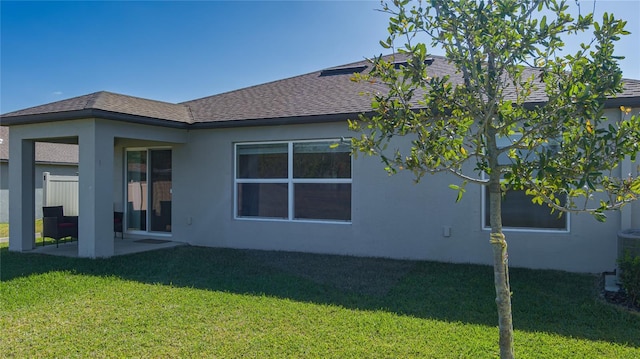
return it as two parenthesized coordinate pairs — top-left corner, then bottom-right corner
(126, 149), (172, 233)
(149, 150), (172, 232)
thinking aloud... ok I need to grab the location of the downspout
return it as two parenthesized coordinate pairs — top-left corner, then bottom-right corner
(620, 107), (632, 230)
(617, 107), (635, 285)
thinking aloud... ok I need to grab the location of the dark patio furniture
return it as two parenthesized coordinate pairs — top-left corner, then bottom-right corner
(42, 206), (78, 247)
(114, 211), (124, 238)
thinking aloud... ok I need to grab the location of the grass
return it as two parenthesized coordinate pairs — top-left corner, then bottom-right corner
(1, 244), (639, 358)
(0, 220), (43, 238)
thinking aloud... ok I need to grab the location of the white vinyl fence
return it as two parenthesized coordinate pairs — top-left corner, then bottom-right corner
(42, 172), (79, 216)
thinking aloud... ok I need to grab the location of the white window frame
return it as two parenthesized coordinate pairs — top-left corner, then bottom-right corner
(234, 139), (352, 224)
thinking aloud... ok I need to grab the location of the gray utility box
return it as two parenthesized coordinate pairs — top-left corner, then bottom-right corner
(618, 228), (640, 258)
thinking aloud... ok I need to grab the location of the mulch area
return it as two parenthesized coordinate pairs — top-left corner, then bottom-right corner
(600, 273), (640, 313)
(603, 290), (639, 313)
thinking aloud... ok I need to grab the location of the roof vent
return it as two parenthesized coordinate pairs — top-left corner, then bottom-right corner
(393, 58), (434, 69)
(320, 65), (368, 77)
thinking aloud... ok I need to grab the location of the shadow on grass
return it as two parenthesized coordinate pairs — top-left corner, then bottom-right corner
(1, 245), (638, 347)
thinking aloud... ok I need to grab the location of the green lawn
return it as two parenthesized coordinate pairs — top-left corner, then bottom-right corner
(1, 245), (638, 358)
(0, 220), (43, 238)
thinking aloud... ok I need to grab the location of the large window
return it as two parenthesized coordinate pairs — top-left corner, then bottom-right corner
(482, 134), (569, 231)
(483, 188), (568, 231)
(235, 140), (352, 222)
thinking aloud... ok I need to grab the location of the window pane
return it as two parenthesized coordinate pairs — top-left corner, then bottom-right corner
(127, 150), (147, 231)
(237, 183), (288, 218)
(484, 188), (566, 229)
(149, 149), (172, 232)
(293, 141), (351, 178)
(294, 183), (351, 221)
(237, 143), (288, 179)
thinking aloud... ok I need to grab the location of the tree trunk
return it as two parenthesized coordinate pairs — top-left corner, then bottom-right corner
(489, 181), (515, 359)
(490, 231), (514, 358)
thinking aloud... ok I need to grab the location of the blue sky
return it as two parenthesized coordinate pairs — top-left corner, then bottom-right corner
(1, 0), (638, 114)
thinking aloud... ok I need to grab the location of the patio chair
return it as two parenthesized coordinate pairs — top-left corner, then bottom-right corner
(42, 206), (78, 247)
(114, 211), (124, 238)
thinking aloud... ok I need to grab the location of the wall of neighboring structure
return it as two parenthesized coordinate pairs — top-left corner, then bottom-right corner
(0, 162), (78, 222)
(170, 109), (635, 273)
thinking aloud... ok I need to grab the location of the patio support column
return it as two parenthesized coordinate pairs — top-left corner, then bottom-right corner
(78, 123), (114, 258)
(8, 138), (36, 251)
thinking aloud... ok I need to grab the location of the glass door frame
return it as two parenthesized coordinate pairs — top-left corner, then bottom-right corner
(124, 147), (172, 236)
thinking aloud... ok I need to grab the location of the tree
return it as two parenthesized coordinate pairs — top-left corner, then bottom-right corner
(349, 0), (640, 357)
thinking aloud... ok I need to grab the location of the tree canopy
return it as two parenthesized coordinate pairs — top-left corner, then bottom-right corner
(350, 0), (640, 357)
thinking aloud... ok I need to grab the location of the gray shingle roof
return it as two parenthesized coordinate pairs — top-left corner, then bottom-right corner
(622, 80), (640, 99)
(180, 58), (387, 123)
(1, 55), (639, 129)
(1, 91), (192, 123)
(0, 126), (78, 164)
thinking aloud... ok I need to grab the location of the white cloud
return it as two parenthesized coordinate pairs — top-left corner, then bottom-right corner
(52, 91), (63, 96)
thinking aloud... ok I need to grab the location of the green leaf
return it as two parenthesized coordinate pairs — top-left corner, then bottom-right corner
(593, 212), (607, 222)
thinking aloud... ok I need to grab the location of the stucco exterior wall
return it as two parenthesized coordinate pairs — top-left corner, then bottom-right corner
(7, 108), (636, 270)
(8, 118), (188, 256)
(168, 111), (635, 273)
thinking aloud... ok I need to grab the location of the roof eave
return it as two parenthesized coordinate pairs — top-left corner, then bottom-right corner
(522, 96), (640, 110)
(2, 96), (638, 130)
(189, 112), (374, 129)
(0, 109), (189, 128)
(0, 159), (77, 165)
(604, 96), (640, 108)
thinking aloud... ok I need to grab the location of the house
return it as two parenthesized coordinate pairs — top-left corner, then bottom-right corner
(0, 126), (78, 222)
(1, 55), (639, 272)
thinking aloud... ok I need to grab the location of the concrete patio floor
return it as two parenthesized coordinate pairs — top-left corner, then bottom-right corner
(23, 237), (186, 257)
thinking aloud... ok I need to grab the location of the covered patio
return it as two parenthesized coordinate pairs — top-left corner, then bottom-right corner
(28, 237), (186, 258)
(3, 92), (191, 258)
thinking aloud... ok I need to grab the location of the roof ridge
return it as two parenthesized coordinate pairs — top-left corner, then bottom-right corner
(183, 102), (196, 124)
(84, 91), (103, 109)
(85, 91), (194, 122)
(92, 90), (189, 107)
